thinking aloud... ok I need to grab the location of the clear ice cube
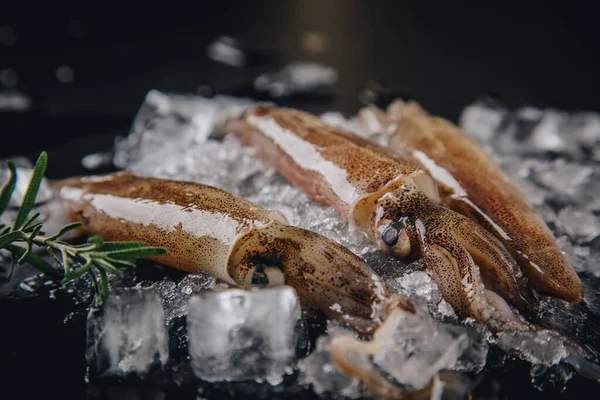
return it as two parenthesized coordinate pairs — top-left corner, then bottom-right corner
(86, 288), (169, 378)
(298, 332), (364, 399)
(556, 206), (600, 243)
(254, 62), (338, 98)
(81, 151), (114, 170)
(206, 36), (247, 68)
(530, 159), (593, 199)
(366, 252), (456, 320)
(458, 97), (508, 143)
(187, 286), (301, 384)
(370, 309), (484, 391)
(138, 273), (216, 325)
(495, 330), (567, 366)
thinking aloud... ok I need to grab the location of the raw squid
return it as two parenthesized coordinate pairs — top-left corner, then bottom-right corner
(356, 99), (583, 303)
(55, 171), (411, 335)
(223, 105), (536, 332)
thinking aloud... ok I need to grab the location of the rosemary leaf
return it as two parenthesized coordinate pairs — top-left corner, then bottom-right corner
(88, 269), (102, 306)
(86, 235), (104, 248)
(44, 222), (83, 241)
(13, 152), (48, 230)
(25, 223), (44, 240)
(105, 257), (136, 269)
(99, 269), (109, 299)
(60, 248), (70, 275)
(22, 212), (41, 231)
(94, 258), (121, 276)
(23, 221), (43, 234)
(99, 247), (168, 260)
(99, 241), (147, 251)
(0, 160), (17, 217)
(4, 244), (59, 278)
(45, 245), (63, 266)
(0, 230), (27, 249)
(16, 242), (32, 265)
(6, 253), (15, 280)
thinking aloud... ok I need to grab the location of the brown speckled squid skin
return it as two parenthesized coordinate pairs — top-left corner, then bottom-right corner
(224, 105), (534, 331)
(55, 171), (405, 335)
(379, 99), (583, 304)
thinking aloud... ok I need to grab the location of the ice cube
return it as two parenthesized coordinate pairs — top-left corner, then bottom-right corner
(458, 97), (508, 144)
(581, 251), (600, 278)
(138, 273), (216, 325)
(298, 333), (364, 399)
(568, 111), (600, 148)
(206, 36), (247, 67)
(81, 151), (114, 170)
(555, 235), (591, 275)
(187, 286), (301, 384)
(530, 159), (592, 199)
(86, 288), (169, 378)
(371, 310), (478, 391)
(254, 62), (338, 98)
(529, 110), (571, 153)
(495, 330), (567, 366)
(367, 253), (457, 320)
(556, 206), (600, 243)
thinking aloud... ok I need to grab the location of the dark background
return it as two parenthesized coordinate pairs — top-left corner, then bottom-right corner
(1, 1), (600, 399)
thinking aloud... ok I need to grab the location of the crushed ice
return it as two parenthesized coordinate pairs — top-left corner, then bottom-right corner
(254, 62), (338, 98)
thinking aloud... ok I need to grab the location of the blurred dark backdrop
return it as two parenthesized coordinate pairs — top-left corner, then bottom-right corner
(1, 2), (600, 399)
(1, 0), (599, 177)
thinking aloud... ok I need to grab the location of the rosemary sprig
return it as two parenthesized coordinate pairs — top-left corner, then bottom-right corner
(0, 152), (168, 305)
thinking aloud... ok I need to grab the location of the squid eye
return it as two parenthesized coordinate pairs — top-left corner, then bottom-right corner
(377, 221), (411, 259)
(381, 221), (404, 246)
(249, 264), (285, 288)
